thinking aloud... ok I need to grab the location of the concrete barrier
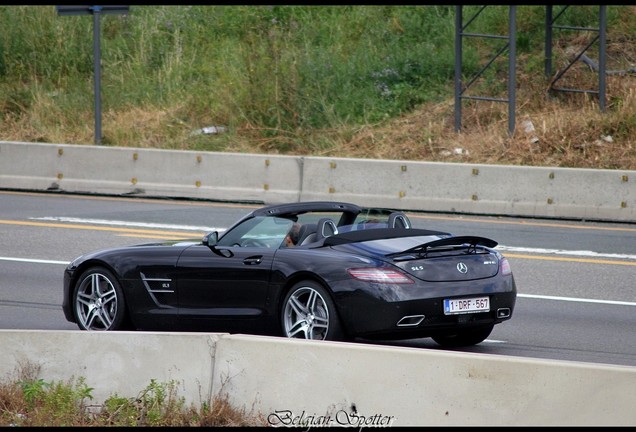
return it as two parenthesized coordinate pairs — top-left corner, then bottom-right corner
(0, 141), (302, 203)
(1, 141), (634, 222)
(300, 156), (635, 221)
(1, 330), (635, 426)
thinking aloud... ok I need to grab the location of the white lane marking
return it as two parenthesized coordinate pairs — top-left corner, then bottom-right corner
(0, 257), (69, 265)
(29, 216), (224, 233)
(496, 245), (636, 261)
(518, 293), (636, 307)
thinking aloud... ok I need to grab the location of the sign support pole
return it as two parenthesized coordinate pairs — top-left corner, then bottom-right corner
(93, 6), (102, 145)
(56, 5), (129, 145)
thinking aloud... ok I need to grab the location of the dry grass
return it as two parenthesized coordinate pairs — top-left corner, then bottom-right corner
(5, 68), (636, 171)
(92, 69), (636, 171)
(322, 61), (636, 170)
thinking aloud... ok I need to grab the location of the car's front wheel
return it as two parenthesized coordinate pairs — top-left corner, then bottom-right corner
(281, 280), (344, 341)
(72, 267), (128, 331)
(431, 324), (494, 348)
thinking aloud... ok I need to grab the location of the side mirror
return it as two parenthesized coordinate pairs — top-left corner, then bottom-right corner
(202, 231), (219, 248)
(203, 232), (233, 257)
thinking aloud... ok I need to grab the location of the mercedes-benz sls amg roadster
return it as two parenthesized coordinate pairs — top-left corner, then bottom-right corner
(63, 201), (517, 347)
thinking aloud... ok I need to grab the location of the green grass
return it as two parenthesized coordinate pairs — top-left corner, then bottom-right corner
(1, 5), (634, 170)
(0, 6), (552, 139)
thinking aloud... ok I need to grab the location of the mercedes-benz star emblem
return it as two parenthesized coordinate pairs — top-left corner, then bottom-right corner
(456, 262), (468, 274)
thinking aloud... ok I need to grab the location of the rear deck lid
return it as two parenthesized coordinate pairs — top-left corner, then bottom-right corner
(387, 236), (500, 282)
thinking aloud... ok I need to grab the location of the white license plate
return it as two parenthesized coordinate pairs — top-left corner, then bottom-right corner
(443, 296), (490, 315)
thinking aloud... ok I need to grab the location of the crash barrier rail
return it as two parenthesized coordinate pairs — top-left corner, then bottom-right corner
(0, 330), (634, 426)
(1, 140), (634, 222)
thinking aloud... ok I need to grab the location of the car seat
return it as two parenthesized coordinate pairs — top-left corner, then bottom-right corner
(315, 218), (338, 241)
(297, 223), (318, 245)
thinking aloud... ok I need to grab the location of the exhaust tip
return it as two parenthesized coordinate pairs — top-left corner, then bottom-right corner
(497, 308), (511, 318)
(397, 315), (425, 327)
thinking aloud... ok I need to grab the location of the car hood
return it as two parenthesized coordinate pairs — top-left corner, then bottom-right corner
(68, 238), (201, 267)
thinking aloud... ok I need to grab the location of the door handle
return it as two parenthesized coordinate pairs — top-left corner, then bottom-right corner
(243, 256), (262, 265)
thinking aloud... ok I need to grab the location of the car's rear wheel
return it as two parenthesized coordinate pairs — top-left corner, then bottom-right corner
(72, 267), (127, 331)
(281, 280), (344, 341)
(431, 324), (494, 348)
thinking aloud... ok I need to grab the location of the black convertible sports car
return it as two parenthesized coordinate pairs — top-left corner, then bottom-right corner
(62, 201), (517, 347)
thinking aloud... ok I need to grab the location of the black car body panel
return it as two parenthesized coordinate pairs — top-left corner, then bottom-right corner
(63, 201), (517, 346)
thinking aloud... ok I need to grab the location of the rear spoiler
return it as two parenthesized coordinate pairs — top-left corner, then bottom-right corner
(386, 235), (498, 258)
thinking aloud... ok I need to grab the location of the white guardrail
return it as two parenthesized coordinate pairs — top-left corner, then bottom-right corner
(0, 330), (635, 426)
(0, 141), (634, 222)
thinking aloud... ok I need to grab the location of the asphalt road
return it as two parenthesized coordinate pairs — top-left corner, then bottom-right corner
(1, 190), (635, 366)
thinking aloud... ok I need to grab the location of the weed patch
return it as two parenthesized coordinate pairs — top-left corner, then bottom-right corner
(0, 362), (266, 427)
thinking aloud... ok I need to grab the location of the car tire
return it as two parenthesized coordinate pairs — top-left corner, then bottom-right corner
(281, 280), (344, 341)
(431, 324), (494, 348)
(72, 267), (128, 331)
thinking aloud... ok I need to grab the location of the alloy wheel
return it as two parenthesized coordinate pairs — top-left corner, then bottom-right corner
(283, 286), (330, 340)
(75, 271), (119, 330)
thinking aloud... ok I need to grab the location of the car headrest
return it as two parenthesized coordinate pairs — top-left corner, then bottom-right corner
(316, 218), (338, 240)
(388, 211), (411, 229)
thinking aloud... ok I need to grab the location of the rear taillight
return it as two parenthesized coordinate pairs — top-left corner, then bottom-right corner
(500, 257), (512, 275)
(347, 268), (414, 284)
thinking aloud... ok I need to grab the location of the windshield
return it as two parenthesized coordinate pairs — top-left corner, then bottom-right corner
(218, 216), (294, 248)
